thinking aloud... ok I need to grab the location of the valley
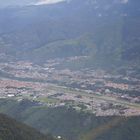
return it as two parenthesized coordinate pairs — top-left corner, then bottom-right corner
(0, 0), (140, 139)
(0, 58), (140, 116)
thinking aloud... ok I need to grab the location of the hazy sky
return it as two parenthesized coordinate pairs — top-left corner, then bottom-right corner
(0, 0), (65, 7)
(35, 0), (65, 5)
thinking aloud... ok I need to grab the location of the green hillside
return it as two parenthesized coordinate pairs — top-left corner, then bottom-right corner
(0, 113), (55, 140)
(0, 99), (140, 140)
(0, 0), (140, 68)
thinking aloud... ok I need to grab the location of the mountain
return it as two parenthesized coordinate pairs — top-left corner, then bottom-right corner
(0, 0), (140, 68)
(0, 113), (55, 140)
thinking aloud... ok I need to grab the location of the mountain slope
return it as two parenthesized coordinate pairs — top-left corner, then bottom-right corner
(0, 99), (140, 140)
(0, 0), (140, 67)
(0, 113), (55, 140)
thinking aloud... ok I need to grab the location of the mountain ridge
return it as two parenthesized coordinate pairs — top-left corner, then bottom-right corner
(0, 0), (140, 68)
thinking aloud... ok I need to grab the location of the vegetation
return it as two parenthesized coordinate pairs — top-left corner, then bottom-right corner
(0, 99), (140, 140)
(0, 0), (140, 69)
(0, 113), (55, 140)
(0, 1), (140, 140)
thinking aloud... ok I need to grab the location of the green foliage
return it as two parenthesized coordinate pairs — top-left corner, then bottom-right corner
(0, 99), (140, 140)
(0, 0), (140, 69)
(0, 113), (55, 140)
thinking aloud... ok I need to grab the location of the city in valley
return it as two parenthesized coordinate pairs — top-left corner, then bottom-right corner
(0, 57), (140, 116)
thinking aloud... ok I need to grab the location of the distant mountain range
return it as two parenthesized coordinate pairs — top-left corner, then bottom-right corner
(0, 0), (140, 68)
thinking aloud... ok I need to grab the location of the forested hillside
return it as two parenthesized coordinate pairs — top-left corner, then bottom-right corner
(0, 0), (139, 68)
(0, 113), (55, 140)
(0, 99), (140, 140)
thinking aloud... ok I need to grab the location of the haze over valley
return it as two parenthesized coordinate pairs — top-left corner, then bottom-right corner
(0, 0), (140, 140)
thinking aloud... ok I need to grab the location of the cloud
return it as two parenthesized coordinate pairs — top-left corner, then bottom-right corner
(0, 0), (37, 7)
(121, 0), (128, 4)
(0, 0), (65, 7)
(34, 0), (65, 5)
